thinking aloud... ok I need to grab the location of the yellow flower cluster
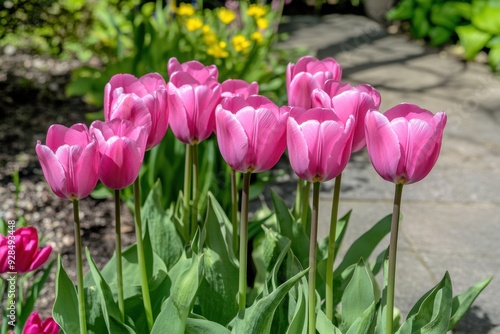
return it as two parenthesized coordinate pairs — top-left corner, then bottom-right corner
(176, 3), (195, 16)
(207, 41), (229, 58)
(186, 17), (203, 31)
(232, 34), (251, 53)
(246, 4), (267, 18)
(217, 7), (236, 25)
(251, 31), (264, 44)
(256, 18), (268, 30)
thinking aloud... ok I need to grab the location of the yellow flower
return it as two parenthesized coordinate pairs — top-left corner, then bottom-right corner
(232, 34), (251, 53)
(176, 3), (195, 16)
(251, 31), (264, 43)
(257, 18), (269, 30)
(203, 31), (218, 45)
(217, 8), (236, 25)
(202, 24), (212, 34)
(207, 41), (229, 58)
(246, 4), (267, 18)
(186, 17), (203, 31)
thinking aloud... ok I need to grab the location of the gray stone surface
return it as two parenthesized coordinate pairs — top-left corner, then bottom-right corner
(280, 14), (500, 333)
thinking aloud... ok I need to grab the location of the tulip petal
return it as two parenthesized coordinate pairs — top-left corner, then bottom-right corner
(365, 111), (401, 182)
(36, 142), (67, 199)
(216, 108), (249, 172)
(287, 118), (312, 181)
(46, 124), (90, 151)
(75, 141), (99, 199)
(27, 245), (52, 272)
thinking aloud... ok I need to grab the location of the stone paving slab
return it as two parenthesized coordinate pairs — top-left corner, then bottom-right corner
(280, 13), (500, 333)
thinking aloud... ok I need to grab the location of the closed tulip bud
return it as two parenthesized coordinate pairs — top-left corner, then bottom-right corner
(286, 56), (342, 109)
(287, 107), (355, 183)
(168, 57), (219, 84)
(221, 79), (259, 99)
(104, 73), (165, 150)
(364, 103), (447, 185)
(90, 119), (148, 190)
(22, 311), (59, 334)
(0, 227), (51, 274)
(36, 124), (99, 200)
(215, 95), (289, 173)
(167, 71), (221, 144)
(312, 80), (381, 152)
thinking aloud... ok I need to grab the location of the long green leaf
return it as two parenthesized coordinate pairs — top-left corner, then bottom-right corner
(397, 272), (453, 334)
(335, 214), (392, 276)
(448, 276), (492, 330)
(229, 268), (308, 334)
(151, 255), (203, 334)
(340, 258), (379, 332)
(271, 191), (309, 268)
(185, 318), (231, 334)
(85, 248), (135, 333)
(52, 256), (80, 334)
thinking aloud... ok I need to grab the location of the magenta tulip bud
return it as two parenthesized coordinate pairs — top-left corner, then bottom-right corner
(287, 107), (355, 183)
(0, 227), (52, 274)
(221, 79), (259, 99)
(286, 56), (342, 109)
(168, 57), (219, 84)
(36, 124), (99, 200)
(312, 80), (381, 152)
(365, 103), (447, 185)
(104, 73), (166, 150)
(167, 71), (221, 144)
(90, 119), (148, 190)
(215, 95), (289, 173)
(22, 311), (59, 334)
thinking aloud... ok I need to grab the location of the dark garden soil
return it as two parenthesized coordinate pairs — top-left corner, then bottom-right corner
(0, 51), (136, 319)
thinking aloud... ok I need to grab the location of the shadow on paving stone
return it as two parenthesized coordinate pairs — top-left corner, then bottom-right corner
(454, 306), (499, 334)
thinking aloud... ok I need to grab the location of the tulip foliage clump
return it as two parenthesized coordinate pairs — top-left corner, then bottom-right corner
(2, 56), (492, 334)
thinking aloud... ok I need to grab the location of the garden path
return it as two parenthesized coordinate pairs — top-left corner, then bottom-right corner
(279, 14), (500, 334)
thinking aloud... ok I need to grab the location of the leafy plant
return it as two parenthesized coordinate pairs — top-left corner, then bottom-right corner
(386, 0), (500, 70)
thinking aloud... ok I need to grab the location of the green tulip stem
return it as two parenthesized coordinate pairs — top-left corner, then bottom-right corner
(386, 183), (404, 334)
(72, 199), (87, 334)
(325, 173), (342, 320)
(238, 172), (251, 311)
(114, 189), (125, 320)
(294, 179), (304, 219)
(191, 143), (199, 236)
(133, 178), (154, 332)
(301, 181), (311, 225)
(308, 182), (320, 334)
(231, 168), (239, 254)
(184, 143), (193, 239)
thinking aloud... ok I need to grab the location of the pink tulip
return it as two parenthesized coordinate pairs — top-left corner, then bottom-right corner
(22, 311), (59, 334)
(0, 227), (52, 274)
(168, 57), (219, 84)
(287, 107), (355, 183)
(215, 95), (289, 173)
(286, 56), (342, 108)
(167, 71), (221, 144)
(364, 103), (447, 185)
(104, 73), (166, 150)
(36, 124), (99, 200)
(90, 119), (148, 190)
(221, 79), (259, 99)
(312, 80), (381, 152)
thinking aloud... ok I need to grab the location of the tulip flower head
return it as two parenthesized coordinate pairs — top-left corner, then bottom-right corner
(104, 73), (166, 150)
(90, 119), (148, 190)
(22, 311), (59, 334)
(364, 103), (447, 185)
(168, 57), (219, 84)
(312, 80), (381, 152)
(287, 107), (355, 183)
(167, 71), (221, 144)
(286, 56), (342, 109)
(36, 124), (99, 200)
(0, 227), (52, 274)
(216, 95), (289, 173)
(221, 79), (259, 99)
